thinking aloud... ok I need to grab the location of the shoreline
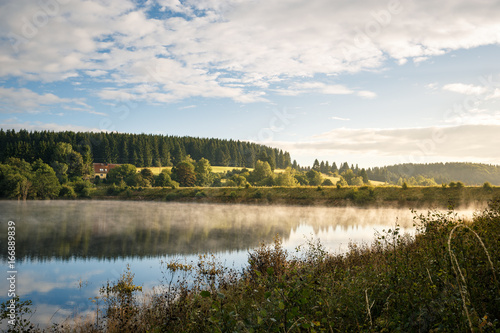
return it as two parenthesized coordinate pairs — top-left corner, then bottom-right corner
(3, 186), (498, 210)
(87, 185), (500, 209)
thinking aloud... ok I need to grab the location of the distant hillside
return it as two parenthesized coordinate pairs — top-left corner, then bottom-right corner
(367, 162), (500, 185)
(0, 129), (292, 169)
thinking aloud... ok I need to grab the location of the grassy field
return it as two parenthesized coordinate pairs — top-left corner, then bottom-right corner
(136, 166), (254, 175)
(135, 165), (385, 184)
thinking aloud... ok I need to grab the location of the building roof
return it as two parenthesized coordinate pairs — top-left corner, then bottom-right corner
(93, 163), (120, 174)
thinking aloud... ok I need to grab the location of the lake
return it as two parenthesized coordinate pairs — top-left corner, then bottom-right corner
(0, 200), (475, 327)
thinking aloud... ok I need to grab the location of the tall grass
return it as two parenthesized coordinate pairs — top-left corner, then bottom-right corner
(3, 202), (500, 332)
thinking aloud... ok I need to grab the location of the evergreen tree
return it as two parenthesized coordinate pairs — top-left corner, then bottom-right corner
(312, 159), (320, 171)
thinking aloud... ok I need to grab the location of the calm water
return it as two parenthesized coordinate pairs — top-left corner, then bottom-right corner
(0, 200), (475, 327)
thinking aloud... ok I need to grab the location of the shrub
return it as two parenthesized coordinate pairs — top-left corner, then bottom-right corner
(483, 182), (493, 190)
(195, 191), (206, 198)
(321, 179), (334, 186)
(59, 185), (76, 199)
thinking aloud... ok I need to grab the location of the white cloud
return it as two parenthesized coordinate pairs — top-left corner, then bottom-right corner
(179, 105), (197, 110)
(443, 83), (489, 95)
(85, 70), (108, 77)
(261, 125), (500, 164)
(330, 116), (350, 121)
(0, 87), (100, 115)
(274, 82), (375, 98)
(1, 0), (500, 104)
(487, 88), (500, 100)
(357, 90), (377, 99)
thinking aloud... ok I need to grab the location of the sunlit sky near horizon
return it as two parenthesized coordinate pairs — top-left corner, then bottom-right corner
(1, 0), (500, 167)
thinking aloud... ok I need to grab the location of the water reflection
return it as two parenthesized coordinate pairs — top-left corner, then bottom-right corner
(0, 200), (423, 261)
(0, 200), (474, 327)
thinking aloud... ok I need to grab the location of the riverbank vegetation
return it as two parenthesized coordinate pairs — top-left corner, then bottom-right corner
(2, 152), (500, 208)
(4, 201), (500, 332)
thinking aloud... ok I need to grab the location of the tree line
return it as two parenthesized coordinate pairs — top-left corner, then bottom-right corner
(305, 159), (500, 186)
(0, 129), (292, 169)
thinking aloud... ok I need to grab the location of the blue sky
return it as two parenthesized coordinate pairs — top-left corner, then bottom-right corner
(1, 0), (500, 167)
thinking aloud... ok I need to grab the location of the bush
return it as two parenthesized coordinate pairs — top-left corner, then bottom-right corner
(80, 187), (93, 198)
(321, 179), (334, 186)
(107, 184), (122, 195)
(483, 182), (493, 190)
(59, 185), (76, 199)
(72, 179), (94, 197)
(195, 191), (206, 198)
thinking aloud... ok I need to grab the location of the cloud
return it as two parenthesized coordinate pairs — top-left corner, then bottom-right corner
(274, 82), (375, 98)
(357, 90), (377, 99)
(0, 87), (100, 115)
(487, 88), (500, 100)
(1, 0), (500, 104)
(85, 70), (108, 77)
(443, 83), (489, 95)
(330, 116), (350, 121)
(261, 125), (500, 164)
(179, 105), (197, 110)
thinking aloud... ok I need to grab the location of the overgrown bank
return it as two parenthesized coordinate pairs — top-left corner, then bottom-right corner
(5, 202), (500, 332)
(91, 185), (500, 208)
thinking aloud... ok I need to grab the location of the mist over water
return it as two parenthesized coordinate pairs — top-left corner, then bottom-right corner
(0, 200), (476, 326)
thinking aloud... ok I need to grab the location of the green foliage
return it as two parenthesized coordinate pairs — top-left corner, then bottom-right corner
(195, 158), (213, 186)
(107, 164), (137, 185)
(98, 265), (143, 331)
(368, 162), (500, 185)
(306, 169), (322, 186)
(226, 174), (247, 187)
(249, 160), (274, 186)
(321, 178), (334, 186)
(71, 179), (95, 197)
(0, 296), (38, 332)
(0, 129), (292, 171)
(0, 161), (32, 200)
(274, 167), (298, 187)
(155, 169), (178, 188)
(340, 169), (356, 184)
(195, 190), (207, 198)
(336, 176), (348, 187)
(31, 159), (61, 199)
(140, 168), (155, 185)
(350, 176), (364, 186)
(59, 185), (77, 199)
(172, 161), (197, 187)
(294, 173), (309, 185)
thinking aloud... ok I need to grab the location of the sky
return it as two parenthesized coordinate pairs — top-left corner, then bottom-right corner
(1, 0), (500, 168)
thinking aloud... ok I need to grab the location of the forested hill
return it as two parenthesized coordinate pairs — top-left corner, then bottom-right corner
(0, 129), (292, 169)
(368, 162), (500, 185)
